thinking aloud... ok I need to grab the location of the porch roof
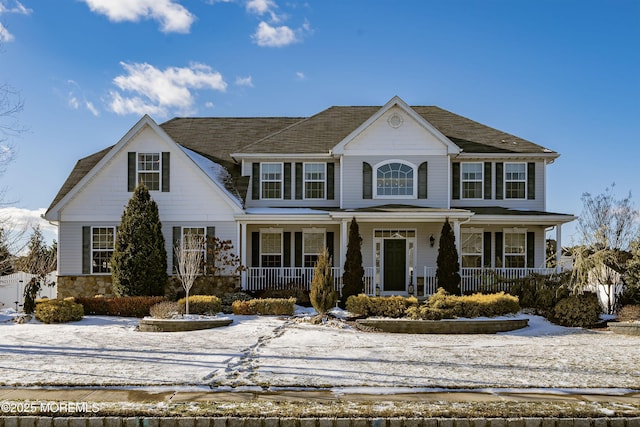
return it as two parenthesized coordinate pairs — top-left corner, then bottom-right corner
(466, 206), (577, 225)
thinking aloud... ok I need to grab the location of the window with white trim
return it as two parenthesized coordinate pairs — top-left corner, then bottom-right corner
(303, 230), (325, 267)
(138, 153), (161, 191)
(461, 163), (483, 199)
(376, 162), (415, 197)
(504, 231), (526, 268)
(304, 163), (326, 199)
(505, 163), (526, 199)
(461, 230), (483, 268)
(181, 227), (206, 273)
(92, 227), (116, 274)
(261, 163), (283, 199)
(260, 231), (282, 267)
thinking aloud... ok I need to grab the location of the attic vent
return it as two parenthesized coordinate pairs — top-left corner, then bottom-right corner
(387, 113), (404, 129)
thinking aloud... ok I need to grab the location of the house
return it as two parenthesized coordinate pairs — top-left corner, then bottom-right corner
(44, 96), (576, 298)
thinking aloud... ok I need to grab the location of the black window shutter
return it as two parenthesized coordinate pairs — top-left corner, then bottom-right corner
(495, 163), (504, 200)
(283, 232), (291, 267)
(327, 163), (335, 200)
(418, 162), (428, 199)
(527, 162), (536, 200)
(205, 227), (216, 266)
(483, 231), (492, 268)
(295, 163), (303, 199)
(82, 226), (91, 274)
(362, 162), (372, 199)
(295, 232), (302, 267)
(495, 232), (503, 267)
(326, 231), (335, 267)
(127, 152), (136, 192)
(161, 152), (170, 192)
(284, 163), (291, 200)
(172, 226), (181, 273)
(484, 162), (492, 200)
(527, 231), (535, 268)
(452, 162), (460, 200)
(252, 163), (260, 200)
(251, 232), (260, 267)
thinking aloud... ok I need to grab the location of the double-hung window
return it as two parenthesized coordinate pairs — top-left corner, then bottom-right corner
(461, 230), (483, 268)
(304, 163), (326, 199)
(303, 230), (325, 267)
(181, 227), (206, 273)
(138, 153), (161, 191)
(505, 163), (526, 199)
(376, 162), (415, 197)
(92, 227), (116, 274)
(461, 163), (483, 199)
(260, 231), (282, 267)
(261, 163), (283, 199)
(504, 231), (526, 268)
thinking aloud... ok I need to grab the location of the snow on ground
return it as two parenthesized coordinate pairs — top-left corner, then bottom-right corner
(0, 309), (638, 389)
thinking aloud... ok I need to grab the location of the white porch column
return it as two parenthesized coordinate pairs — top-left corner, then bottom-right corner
(555, 223), (562, 272)
(340, 219), (348, 271)
(240, 222), (247, 289)
(452, 220), (461, 263)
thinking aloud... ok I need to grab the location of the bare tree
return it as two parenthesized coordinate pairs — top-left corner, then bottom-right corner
(572, 184), (638, 313)
(174, 233), (205, 315)
(0, 82), (24, 177)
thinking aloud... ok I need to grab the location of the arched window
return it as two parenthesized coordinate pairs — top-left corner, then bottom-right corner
(376, 162), (415, 197)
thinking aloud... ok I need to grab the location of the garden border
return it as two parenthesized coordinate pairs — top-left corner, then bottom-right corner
(356, 318), (529, 334)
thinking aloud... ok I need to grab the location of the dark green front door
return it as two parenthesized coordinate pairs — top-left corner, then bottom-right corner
(383, 239), (406, 292)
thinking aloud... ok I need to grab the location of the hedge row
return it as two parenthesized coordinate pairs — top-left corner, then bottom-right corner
(407, 288), (520, 320)
(177, 295), (222, 315)
(75, 296), (166, 318)
(346, 295), (418, 318)
(232, 297), (296, 315)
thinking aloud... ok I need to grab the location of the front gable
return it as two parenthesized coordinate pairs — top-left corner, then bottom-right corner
(332, 97), (461, 156)
(45, 115), (243, 222)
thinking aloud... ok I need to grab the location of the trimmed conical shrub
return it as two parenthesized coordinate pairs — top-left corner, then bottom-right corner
(340, 218), (365, 308)
(310, 248), (337, 315)
(436, 218), (461, 295)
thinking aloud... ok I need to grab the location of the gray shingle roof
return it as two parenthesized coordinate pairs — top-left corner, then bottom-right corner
(46, 105), (557, 214)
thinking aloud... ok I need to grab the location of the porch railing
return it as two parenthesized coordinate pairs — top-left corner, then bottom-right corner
(424, 267), (557, 295)
(245, 267), (343, 293)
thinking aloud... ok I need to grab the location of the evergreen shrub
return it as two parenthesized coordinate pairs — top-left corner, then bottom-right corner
(221, 292), (253, 313)
(551, 292), (601, 327)
(177, 295), (222, 315)
(35, 299), (84, 324)
(617, 304), (640, 322)
(509, 272), (571, 313)
(309, 249), (337, 315)
(76, 296), (165, 317)
(232, 297), (296, 315)
(406, 288), (520, 320)
(255, 288), (310, 307)
(345, 295), (418, 318)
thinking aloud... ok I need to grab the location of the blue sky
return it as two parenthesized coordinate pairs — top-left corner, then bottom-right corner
(0, 0), (639, 245)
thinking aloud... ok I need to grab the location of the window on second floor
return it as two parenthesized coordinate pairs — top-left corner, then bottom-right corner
(138, 153), (161, 191)
(505, 163), (526, 199)
(261, 163), (283, 199)
(461, 163), (483, 199)
(376, 162), (415, 198)
(304, 163), (326, 199)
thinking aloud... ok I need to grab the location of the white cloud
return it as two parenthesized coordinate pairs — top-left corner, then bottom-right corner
(64, 80), (100, 116)
(80, 0), (195, 33)
(67, 95), (80, 110)
(246, 0), (274, 15)
(295, 71), (306, 80)
(85, 101), (99, 117)
(252, 21), (297, 47)
(109, 62), (227, 117)
(235, 76), (254, 87)
(0, 1), (32, 42)
(0, 23), (13, 42)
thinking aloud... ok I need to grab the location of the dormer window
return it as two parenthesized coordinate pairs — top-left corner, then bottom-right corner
(376, 161), (415, 198)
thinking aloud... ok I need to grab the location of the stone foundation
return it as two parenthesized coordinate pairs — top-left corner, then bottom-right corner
(57, 275), (241, 299)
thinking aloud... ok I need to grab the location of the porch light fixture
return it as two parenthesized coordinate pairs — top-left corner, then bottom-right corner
(375, 285), (381, 296)
(408, 283), (414, 295)
(429, 234), (435, 247)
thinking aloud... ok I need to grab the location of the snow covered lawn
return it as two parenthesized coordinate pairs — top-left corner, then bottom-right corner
(1, 310), (638, 390)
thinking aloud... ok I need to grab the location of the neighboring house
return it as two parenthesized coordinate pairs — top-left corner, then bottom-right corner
(45, 96), (575, 298)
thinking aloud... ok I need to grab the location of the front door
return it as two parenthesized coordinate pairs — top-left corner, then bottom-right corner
(383, 239), (406, 292)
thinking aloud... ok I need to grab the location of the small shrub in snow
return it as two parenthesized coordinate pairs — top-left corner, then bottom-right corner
(35, 299), (84, 324)
(177, 295), (221, 315)
(221, 292), (253, 313)
(551, 292), (601, 327)
(345, 295), (418, 318)
(256, 288), (311, 307)
(149, 301), (183, 319)
(309, 249), (337, 315)
(232, 298), (295, 315)
(76, 296), (165, 317)
(406, 289), (519, 320)
(617, 304), (640, 322)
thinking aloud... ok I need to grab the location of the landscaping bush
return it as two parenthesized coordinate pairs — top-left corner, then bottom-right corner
(309, 249), (337, 315)
(345, 295), (418, 318)
(254, 288), (310, 307)
(149, 301), (183, 319)
(509, 272), (571, 313)
(76, 296), (165, 317)
(617, 304), (640, 322)
(232, 298), (296, 315)
(221, 292), (253, 314)
(551, 292), (601, 327)
(35, 299), (84, 324)
(406, 288), (520, 320)
(177, 295), (222, 315)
